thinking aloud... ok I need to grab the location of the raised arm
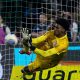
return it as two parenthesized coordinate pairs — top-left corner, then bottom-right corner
(32, 31), (49, 45)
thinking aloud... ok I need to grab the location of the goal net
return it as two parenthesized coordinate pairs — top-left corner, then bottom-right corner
(0, 0), (80, 80)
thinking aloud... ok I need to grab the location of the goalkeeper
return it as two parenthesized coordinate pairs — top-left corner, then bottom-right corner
(20, 18), (69, 74)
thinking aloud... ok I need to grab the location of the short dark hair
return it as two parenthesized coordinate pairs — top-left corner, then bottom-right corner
(56, 18), (70, 31)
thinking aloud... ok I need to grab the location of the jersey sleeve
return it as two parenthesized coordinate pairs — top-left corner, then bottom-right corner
(32, 31), (49, 45)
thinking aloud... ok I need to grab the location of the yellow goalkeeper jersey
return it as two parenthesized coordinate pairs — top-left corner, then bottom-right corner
(32, 30), (69, 56)
(30, 30), (69, 69)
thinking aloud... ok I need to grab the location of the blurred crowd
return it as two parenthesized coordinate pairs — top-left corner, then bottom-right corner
(0, 0), (80, 45)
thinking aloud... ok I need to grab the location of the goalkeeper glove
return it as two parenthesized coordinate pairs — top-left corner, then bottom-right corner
(21, 28), (31, 47)
(26, 34), (36, 51)
(21, 28), (36, 52)
(27, 34), (36, 51)
(19, 28), (32, 55)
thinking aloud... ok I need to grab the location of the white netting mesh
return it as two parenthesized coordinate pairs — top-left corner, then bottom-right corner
(0, 0), (80, 80)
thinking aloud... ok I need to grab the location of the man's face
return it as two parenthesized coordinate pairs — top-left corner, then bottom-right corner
(39, 14), (47, 24)
(54, 24), (65, 37)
